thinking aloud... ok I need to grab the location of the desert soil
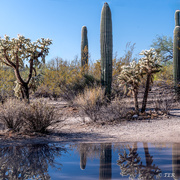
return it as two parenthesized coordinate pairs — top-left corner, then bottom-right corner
(0, 100), (180, 145)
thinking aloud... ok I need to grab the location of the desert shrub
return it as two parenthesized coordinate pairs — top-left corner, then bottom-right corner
(107, 97), (130, 121)
(89, 60), (101, 81)
(75, 88), (131, 122)
(153, 85), (176, 115)
(42, 58), (100, 101)
(41, 58), (81, 100)
(0, 67), (16, 102)
(24, 100), (58, 133)
(83, 74), (100, 86)
(74, 87), (106, 122)
(153, 63), (173, 85)
(0, 99), (59, 133)
(111, 77), (125, 99)
(33, 85), (54, 99)
(0, 99), (26, 131)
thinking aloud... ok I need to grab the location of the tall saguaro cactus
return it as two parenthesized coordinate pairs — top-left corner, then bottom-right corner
(100, 2), (113, 97)
(99, 144), (112, 180)
(81, 26), (88, 70)
(173, 10), (180, 95)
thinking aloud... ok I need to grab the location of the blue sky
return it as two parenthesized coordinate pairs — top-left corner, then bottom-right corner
(0, 0), (179, 62)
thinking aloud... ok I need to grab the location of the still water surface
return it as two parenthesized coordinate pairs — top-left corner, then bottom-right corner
(0, 142), (179, 180)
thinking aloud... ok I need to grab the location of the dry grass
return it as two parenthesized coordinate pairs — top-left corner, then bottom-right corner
(74, 87), (130, 123)
(24, 100), (59, 133)
(0, 99), (26, 132)
(0, 99), (60, 133)
(33, 85), (53, 99)
(108, 97), (130, 121)
(74, 87), (106, 122)
(152, 85), (177, 115)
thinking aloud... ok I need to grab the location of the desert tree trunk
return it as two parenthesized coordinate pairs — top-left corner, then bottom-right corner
(14, 58), (35, 103)
(21, 83), (29, 102)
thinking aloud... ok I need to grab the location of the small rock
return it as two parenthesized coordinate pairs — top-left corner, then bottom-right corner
(132, 114), (138, 119)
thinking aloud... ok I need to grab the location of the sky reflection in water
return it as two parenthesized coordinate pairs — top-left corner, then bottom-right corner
(0, 142), (179, 180)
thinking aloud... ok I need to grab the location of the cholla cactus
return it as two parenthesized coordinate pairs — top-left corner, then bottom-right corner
(0, 34), (52, 101)
(139, 48), (161, 113)
(118, 61), (141, 114)
(139, 48), (161, 72)
(117, 143), (161, 180)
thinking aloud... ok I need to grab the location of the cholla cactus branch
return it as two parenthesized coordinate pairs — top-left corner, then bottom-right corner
(118, 61), (141, 114)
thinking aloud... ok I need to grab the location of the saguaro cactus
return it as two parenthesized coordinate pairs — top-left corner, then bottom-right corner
(100, 2), (113, 97)
(80, 144), (87, 170)
(173, 10), (180, 95)
(172, 144), (180, 180)
(81, 26), (88, 70)
(99, 144), (112, 180)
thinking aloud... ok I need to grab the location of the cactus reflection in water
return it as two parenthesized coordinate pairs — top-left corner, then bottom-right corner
(117, 143), (161, 179)
(99, 143), (112, 180)
(79, 143), (88, 170)
(0, 144), (66, 180)
(172, 143), (180, 180)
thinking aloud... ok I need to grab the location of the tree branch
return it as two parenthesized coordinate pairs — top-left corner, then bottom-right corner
(0, 59), (11, 67)
(26, 58), (34, 84)
(3, 49), (16, 68)
(26, 51), (43, 84)
(33, 67), (37, 76)
(14, 51), (26, 85)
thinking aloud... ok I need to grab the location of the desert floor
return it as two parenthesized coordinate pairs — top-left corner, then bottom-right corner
(0, 99), (179, 146)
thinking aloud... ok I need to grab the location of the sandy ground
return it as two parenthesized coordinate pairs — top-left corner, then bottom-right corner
(0, 100), (180, 145)
(51, 108), (180, 143)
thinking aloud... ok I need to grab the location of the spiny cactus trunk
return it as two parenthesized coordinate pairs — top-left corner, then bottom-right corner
(173, 10), (180, 97)
(80, 144), (87, 170)
(81, 26), (88, 73)
(143, 143), (152, 167)
(172, 144), (180, 179)
(99, 143), (112, 180)
(100, 2), (112, 99)
(21, 83), (29, 103)
(133, 88), (139, 115)
(141, 73), (151, 113)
